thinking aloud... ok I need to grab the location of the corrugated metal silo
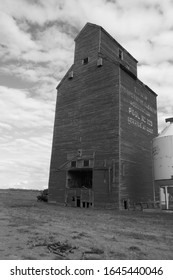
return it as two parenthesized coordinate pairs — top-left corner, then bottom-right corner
(152, 118), (173, 209)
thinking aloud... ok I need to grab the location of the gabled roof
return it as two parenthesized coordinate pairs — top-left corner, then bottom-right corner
(75, 22), (138, 63)
(74, 22), (100, 41)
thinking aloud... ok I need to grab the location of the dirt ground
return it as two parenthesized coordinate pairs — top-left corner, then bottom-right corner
(0, 189), (173, 260)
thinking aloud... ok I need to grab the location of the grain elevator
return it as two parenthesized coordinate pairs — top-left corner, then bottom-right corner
(48, 23), (158, 209)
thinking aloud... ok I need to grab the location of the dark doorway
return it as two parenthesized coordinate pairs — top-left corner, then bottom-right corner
(76, 197), (81, 207)
(66, 169), (93, 208)
(123, 200), (129, 210)
(68, 169), (92, 189)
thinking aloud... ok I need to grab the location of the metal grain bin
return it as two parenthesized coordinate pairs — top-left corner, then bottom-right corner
(152, 118), (173, 209)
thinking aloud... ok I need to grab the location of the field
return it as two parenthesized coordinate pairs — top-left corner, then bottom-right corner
(0, 189), (173, 260)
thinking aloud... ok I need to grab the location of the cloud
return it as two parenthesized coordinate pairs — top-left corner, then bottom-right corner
(139, 62), (173, 87)
(0, 136), (51, 189)
(0, 83), (54, 187)
(0, 0), (46, 25)
(0, 0), (84, 26)
(0, 122), (12, 130)
(0, 0), (173, 189)
(0, 86), (54, 188)
(0, 86), (55, 129)
(139, 63), (173, 112)
(153, 31), (173, 47)
(0, 63), (59, 86)
(138, 61), (173, 132)
(0, 10), (39, 59)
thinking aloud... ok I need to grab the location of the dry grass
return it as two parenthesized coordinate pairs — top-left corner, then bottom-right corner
(0, 189), (173, 260)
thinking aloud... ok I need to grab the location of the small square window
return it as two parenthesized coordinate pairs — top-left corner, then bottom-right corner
(83, 160), (89, 167)
(97, 57), (103, 67)
(119, 49), (123, 60)
(71, 161), (76, 168)
(68, 71), (73, 79)
(82, 57), (89, 65)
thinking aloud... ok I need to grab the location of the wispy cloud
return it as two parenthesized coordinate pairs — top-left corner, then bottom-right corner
(0, 84), (54, 189)
(0, 0), (173, 189)
(0, 11), (39, 59)
(0, 86), (54, 128)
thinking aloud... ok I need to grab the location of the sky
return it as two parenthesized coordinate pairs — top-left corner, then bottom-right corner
(0, 0), (173, 190)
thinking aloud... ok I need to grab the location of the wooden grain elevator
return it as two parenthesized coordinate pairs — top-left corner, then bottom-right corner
(48, 22), (158, 209)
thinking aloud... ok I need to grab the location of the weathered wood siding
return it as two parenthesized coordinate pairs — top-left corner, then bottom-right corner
(74, 24), (99, 64)
(48, 170), (66, 203)
(54, 59), (120, 157)
(49, 41), (121, 205)
(119, 66), (158, 205)
(48, 23), (158, 208)
(100, 29), (137, 76)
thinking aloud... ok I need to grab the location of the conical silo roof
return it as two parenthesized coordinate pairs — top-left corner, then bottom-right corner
(157, 118), (173, 137)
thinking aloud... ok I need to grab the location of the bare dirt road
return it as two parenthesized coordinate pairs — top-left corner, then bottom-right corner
(0, 189), (172, 260)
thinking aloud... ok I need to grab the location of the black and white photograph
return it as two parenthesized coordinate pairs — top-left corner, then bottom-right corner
(0, 0), (173, 266)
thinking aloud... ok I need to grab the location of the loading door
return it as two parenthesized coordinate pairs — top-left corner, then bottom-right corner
(65, 169), (93, 208)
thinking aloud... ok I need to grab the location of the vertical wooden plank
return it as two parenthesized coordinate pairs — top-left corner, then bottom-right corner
(119, 66), (158, 207)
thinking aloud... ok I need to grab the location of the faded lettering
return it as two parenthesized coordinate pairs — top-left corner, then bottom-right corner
(123, 86), (157, 115)
(128, 117), (153, 134)
(121, 86), (155, 134)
